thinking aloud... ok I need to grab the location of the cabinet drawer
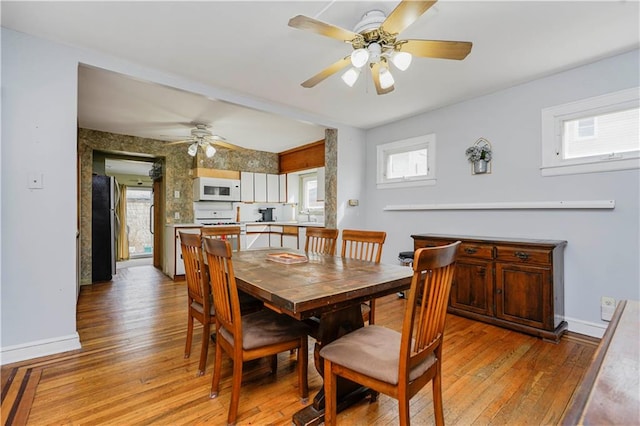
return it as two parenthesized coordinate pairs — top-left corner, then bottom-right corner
(414, 239), (452, 249)
(459, 243), (494, 260)
(270, 225), (283, 233)
(283, 226), (299, 235)
(496, 246), (552, 265)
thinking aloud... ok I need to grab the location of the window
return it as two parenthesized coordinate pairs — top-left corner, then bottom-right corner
(376, 134), (436, 188)
(299, 172), (323, 212)
(541, 87), (640, 176)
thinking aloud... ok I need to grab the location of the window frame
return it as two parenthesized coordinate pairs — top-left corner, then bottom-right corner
(376, 134), (436, 189)
(298, 172), (323, 213)
(541, 87), (640, 176)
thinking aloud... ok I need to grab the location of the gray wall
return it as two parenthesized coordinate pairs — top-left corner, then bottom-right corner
(363, 49), (640, 337)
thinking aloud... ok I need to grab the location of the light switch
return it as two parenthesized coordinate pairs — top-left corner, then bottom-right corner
(28, 173), (43, 189)
(174, 212), (180, 219)
(174, 190), (180, 198)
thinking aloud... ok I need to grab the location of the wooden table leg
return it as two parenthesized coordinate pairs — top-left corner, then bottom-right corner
(293, 304), (371, 426)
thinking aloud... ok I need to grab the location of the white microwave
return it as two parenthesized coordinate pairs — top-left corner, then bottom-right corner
(193, 177), (241, 202)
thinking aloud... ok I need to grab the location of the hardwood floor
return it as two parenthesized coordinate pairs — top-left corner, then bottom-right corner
(2, 264), (598, 425)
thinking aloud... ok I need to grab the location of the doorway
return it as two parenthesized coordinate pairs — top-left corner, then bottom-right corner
(125, 187), (153, 259)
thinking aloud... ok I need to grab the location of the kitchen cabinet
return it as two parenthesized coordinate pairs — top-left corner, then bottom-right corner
(254, 173), (267, 202)
(287, 173), (299, 204)
(297, 226), (306, 250)
(240, 172), (254, 202)
(412, 234), (567, 342)
(279, 174), (287, 203)
(269, 225), (283, 247)
(282, 226), (299, 249)
(267, 174), (279, 202)
(164, 225), (201, 279)
(245, 224), (269, 249)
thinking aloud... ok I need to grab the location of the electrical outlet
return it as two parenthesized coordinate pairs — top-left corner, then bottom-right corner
(174, 212), (180, 220)
(601, 296), (616, 321)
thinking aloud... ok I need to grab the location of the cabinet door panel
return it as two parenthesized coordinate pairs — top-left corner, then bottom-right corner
(451, 259), (493, 316)
(495, 263), (552, 329)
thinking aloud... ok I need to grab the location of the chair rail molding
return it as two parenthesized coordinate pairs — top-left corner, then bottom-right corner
(383, 200), (615, 211)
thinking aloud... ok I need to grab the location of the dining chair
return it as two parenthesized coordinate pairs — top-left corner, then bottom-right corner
(340, 229), (387, 324)
(304, 227), (339, 255)
(179, 231), (215, 376)
(201, 226), (264, 313)
(203, 238), (309, 426)
(321, 241), (461, 426)
(201, 226), (242, 252)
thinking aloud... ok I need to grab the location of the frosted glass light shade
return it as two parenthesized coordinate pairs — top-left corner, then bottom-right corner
(391, 51), (412, 71)
(187, 142), (198, 157)
(379, 67), (395, 89)
(350, 48), (369, 68)
(341, 67), (361, 87)
(205, 144), (216, 158)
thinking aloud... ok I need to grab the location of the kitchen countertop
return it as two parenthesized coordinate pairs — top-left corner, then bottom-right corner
(166, 222), (325, 228)
(244, 221), (325, 227)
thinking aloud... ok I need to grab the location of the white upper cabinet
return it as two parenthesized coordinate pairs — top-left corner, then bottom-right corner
(287, 173), (300, 204)
(254, 173), (267, 202)
(240, 171), (254, 202)
(279, 174), (287, 203)
(267, 173), (279, 202)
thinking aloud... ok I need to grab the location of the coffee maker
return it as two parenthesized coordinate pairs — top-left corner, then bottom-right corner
(258, 207), (275, 222)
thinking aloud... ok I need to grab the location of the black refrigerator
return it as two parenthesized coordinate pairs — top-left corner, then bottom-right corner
(92, 175), (119, 282)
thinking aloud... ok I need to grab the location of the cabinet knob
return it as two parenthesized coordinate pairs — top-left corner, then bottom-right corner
(496, 289), (502, 294)
(514, 251), (530, 260)
(464, 247), (478, 254)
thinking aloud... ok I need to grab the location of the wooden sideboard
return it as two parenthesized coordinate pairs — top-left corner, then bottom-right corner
(412, 234), (567, 342)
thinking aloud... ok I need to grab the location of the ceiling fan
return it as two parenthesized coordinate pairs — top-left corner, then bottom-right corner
(288, 0), (472, 95)
(166, 124), (241, 158)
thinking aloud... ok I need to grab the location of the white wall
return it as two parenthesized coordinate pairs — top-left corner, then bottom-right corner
(364, 49), (640, 337)
(0, 28), (362, 363)
(2, 29), (82, 361)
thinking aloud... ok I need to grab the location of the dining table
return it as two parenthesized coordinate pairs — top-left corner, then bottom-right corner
(230, 248), (414, 426)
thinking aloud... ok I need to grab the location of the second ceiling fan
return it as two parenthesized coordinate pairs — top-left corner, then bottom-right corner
(166, 124), (241, 158)
(288, 0), (472, 95)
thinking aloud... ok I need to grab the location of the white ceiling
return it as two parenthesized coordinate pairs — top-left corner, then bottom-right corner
(2, 1), (639, 153)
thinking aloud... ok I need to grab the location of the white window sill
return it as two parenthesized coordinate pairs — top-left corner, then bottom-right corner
(541, 157), (640, 176)
(377, 179), (436, 190)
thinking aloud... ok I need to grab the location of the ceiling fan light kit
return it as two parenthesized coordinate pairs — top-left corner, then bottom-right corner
(168, 123), (239, 158)
(288, 0), (472, 95)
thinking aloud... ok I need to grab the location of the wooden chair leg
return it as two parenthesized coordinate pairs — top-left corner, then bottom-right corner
(227, 358), (244, 426)
(210, 339), (223, 399)
(398, 395), (411, 426)
(298, 337), (308, 401)
(184, 313), (194, 358)
(197, 322), (210, 376)
(323, 358), (337, 426)
(433, 367), (444, 426)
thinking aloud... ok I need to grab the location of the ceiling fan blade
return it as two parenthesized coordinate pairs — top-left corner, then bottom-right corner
(382, 0), (438, 35)
(401, 39), (472, 60)
(211, 140), (243, 151)
(165, 139), (191, 146)
(288, 15), (360, 42)
(301, 56), (351, 88)
(370, 62), (394, 95)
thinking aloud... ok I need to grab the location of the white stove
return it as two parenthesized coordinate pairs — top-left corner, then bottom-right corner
(193, 202), (246, 249)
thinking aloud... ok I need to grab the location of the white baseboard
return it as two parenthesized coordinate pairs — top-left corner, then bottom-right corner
(566, 316), (607, 338)
(1, 333), (81, 365)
